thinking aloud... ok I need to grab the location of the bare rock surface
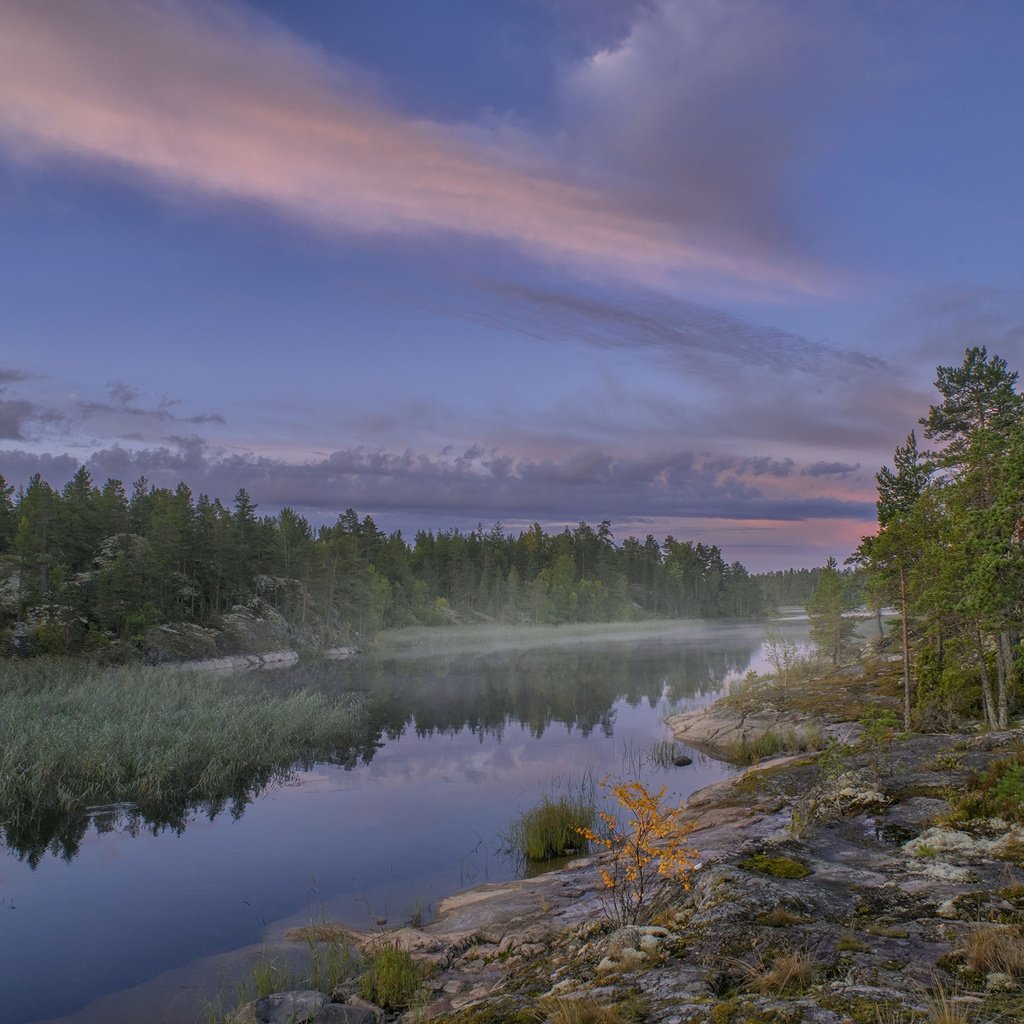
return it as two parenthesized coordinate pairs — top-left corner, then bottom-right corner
(257, 690), (1024, 1023)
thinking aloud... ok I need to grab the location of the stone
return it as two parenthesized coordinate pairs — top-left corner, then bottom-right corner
(344, 995), (384, 1024)
(672, 754), (693, 766)
(315, 1004), (377, 1024)
(254, 990), (326, 1024)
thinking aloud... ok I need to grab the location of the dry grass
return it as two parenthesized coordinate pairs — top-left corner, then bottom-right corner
(924, 981), (972, 1024)
(756, 906), (804, 928)
(961, 924), (1024, 976)
(725, 951), (816, 996)
(540, 996), (625, 1024)
(284, 922), (352, 944)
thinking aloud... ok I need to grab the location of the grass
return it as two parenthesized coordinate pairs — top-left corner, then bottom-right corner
(755, 906), (804, 928)
(647, 739), (684, 770)
(752, 951), (816, 995)
(358, 940), (423, 1010)
(0, 658), (368, 863)
(206, 928), (359, 1023)
(539, 996), (626, 1024)
(924, 981), (971, 1024)
(718, 726), (825, 765)
(725, 951), (816, 996)
(505, 777), (596, 862)
(961, 924), (1024, 976)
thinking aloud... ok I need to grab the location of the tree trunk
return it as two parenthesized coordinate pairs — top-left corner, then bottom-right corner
(996, 630), (1013, 729)
(899, 563), (911, 730)
(976, 631), (997, 730)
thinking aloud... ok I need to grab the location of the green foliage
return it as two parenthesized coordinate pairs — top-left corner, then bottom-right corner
(805, 558), (858, 666)
(358, 940), (423, 1010)
(816, 736), (849, 784)
(505, 780), (595, 862)
(858, 705), (900, 776)
(2, 471), (768, 656)
(947, 756), (1024, 824)
(854, 347), (1024, 733)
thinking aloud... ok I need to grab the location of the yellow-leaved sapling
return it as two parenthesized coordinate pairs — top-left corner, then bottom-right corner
(577, 777), (700, 926)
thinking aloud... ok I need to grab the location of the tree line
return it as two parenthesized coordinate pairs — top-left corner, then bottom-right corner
(855, 346), (1024, 729)
(0, 473), (768, 657)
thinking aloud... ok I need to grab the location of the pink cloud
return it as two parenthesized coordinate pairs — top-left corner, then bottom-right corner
(0, 0), (833, 297)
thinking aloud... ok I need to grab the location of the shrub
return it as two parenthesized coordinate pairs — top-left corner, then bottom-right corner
(947, 755), (1024, 825)
(577, 778), (698, 926)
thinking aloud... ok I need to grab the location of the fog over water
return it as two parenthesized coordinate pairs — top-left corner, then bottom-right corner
(1, 619), (806, 1024)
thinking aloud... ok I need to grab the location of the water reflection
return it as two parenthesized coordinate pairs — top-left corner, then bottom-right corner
(4, 624), (762, 866)
(1, 621), (781, 1024)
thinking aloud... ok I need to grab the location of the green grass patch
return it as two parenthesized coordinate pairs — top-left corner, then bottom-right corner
(719, 727), (824, 765)
(359, 940), (424, 1010)
(0, 658), (368, 863)
(504, 775), (595, 862)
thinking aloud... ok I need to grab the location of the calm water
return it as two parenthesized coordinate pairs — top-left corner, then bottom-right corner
(1, 619), (804, 1024)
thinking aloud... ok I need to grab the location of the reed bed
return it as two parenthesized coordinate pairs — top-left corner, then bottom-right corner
(0, 659), (367, 859)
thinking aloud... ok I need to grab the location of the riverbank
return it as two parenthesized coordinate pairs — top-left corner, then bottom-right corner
(241, 653), (1024, 1024)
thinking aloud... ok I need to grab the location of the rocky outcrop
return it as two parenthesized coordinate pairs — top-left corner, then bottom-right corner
(250, 727), (1024, 1024)
(667, 701), (857, 756)
(142, 603), (361, 669)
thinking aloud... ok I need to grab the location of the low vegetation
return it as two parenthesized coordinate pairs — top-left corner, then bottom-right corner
(505, 778), (595, 863)
(946, 753), (1024, 826)
(737, 852), (811, 879)
(0, 658), (367, 863)
(577, 778), (698, 926)
(718, 725), (825, 765)
(358, 940), (425, 1010)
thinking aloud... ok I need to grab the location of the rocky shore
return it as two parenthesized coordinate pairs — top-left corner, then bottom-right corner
(236, 660), (1024, 1024)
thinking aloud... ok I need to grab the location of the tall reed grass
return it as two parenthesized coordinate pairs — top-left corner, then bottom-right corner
(0, 659), (367, 862)
(504, 775), (596, 862)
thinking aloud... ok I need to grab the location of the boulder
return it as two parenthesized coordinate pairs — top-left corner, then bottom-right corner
(254, 990), (326, 1024)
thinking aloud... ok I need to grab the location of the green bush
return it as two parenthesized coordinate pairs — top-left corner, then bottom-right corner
(947, 756), (1024, 824)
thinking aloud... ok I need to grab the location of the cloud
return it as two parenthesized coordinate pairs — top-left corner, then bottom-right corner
(462, 281), (885, 379)
(802, 461), (861, 478)
(555, 0), (857, 266)
(0, 0), (834, 296)
(68, 388), (226, 441)
(0, 368), (32, 384)
(0, 399), (36, 441)
(0, 439), (874, 529)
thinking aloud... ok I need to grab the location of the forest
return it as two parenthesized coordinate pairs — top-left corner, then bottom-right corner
(856, 346), (1024, 730)
(0, 473), (772, 659)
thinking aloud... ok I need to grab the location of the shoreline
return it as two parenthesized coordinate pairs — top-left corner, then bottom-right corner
(237, 654), (1024, 1024)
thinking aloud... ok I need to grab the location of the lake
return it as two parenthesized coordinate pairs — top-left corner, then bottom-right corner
(1, 618), (806, 1024)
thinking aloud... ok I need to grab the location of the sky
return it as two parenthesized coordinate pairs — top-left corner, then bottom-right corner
(1, 0), (1023, 571)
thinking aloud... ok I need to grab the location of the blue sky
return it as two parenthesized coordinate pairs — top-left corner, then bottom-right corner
(1, 0), (1023, 570)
